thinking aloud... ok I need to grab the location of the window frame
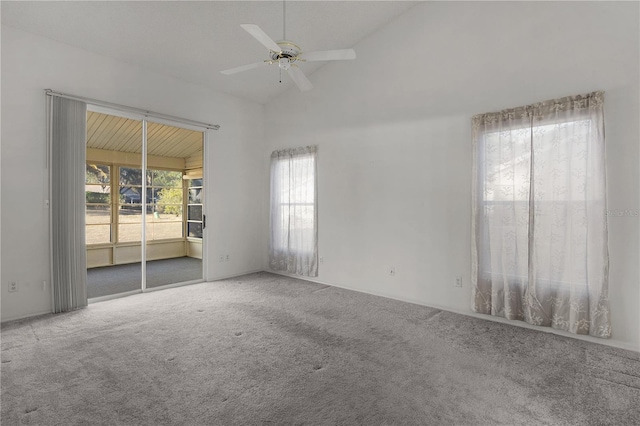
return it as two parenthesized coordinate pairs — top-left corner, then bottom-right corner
(146, 169), (185, 242)
(85, 163), (113, 246)
(86, 162), (188, 246)
(186, 178), (204, 239)
(270, 153), (316, 255)
(117, 166), (185, 243)
(476, 116), (596, 290)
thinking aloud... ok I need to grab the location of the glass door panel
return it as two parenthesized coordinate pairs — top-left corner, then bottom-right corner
(145, 121), (203, 289)
(86, 111), (143, 299)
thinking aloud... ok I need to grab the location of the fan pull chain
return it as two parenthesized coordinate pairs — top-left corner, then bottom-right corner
(279, 67), (282, 84)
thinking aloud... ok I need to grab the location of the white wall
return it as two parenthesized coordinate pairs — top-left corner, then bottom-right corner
(1, 26), (265, 321)
(264, 2), (640, 350)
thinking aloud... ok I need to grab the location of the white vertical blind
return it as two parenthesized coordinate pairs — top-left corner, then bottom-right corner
(49, 96), (88, 312)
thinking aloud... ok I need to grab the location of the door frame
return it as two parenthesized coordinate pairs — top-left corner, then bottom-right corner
(86, 105), (208, 302)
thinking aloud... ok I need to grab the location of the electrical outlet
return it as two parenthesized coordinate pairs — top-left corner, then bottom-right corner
(454, 276), (463, 287)
(219, 255), (225, 263)
(389, 267), (396, 276)
(225, 254), (230, 262)
(319, 257), (324, 264)
(8, 281), (18, 293)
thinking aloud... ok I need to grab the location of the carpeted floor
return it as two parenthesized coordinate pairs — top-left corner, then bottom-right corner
(2, 272), (639, 425)
(87, 257), (202, 298)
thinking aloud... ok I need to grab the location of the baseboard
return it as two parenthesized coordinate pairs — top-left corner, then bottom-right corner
(207, 269), (265, 282)
(89, 289), (143, 304)
(267, 270), (640, 353)
(7, 269), (638, 353)
(143, 279), (204, 293)
(441, 305), (640, 353)
(3, 269), (260, 321)
(1, 310), (53, 324)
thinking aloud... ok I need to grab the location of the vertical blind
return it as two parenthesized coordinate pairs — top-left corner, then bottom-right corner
(49, 96), (88, 312)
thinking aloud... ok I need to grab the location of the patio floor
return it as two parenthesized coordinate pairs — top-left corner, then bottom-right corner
(87, 257), (202, 299)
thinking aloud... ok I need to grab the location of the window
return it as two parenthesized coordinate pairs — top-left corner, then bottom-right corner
(148, 170), (183, 241)
(471, 92), (610, 337)
(187, 178), (203, 239)
(268, 146), (318, 277)
(117, 167), (184, 242)
(479, 119), (594, 286)
(118, 167), (144, 242)
(272, 158), (315, 252)
(85, 164), (112, 245)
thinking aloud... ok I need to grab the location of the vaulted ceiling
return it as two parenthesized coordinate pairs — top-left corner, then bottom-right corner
(2, 1), (418, 104)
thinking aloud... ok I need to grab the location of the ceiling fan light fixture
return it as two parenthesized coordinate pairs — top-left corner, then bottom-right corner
(278, 58), (291, 70)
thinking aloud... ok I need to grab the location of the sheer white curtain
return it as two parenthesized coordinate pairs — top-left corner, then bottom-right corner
(471, 91), (611, 338)
(48, 95), (88, 312)
(269, 146), (318, 277)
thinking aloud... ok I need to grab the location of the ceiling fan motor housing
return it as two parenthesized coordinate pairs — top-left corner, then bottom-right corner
(270, 41), (301, 61)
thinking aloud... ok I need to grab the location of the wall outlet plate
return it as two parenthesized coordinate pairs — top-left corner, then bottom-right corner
(8, 281), (18, 292)
(454, 276), (463, 287)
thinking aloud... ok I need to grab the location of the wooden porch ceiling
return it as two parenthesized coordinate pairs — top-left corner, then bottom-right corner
(87, 111), (203, 159)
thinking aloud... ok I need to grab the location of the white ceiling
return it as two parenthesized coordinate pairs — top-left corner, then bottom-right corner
(2, 1), (418, 104)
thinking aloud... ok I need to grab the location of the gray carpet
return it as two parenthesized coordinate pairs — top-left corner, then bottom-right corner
(2, 272), (639, 425)
(87, 257), (203, 298)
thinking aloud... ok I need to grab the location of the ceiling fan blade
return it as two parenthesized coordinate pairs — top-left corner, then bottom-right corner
(287, 66), (313, 92)
(220, 61), (269, 75)
(299, 49), (356, 62)
(240, 24), (281, 53)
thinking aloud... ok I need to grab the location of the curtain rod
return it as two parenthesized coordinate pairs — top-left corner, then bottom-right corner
(44, 89), (220, 131)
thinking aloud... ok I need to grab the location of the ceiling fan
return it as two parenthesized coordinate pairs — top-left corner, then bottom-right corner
(220, 23), (356, 92)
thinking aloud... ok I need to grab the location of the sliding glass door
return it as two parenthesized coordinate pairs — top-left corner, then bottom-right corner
(145, 120), (204, 289)
(86, 112), (143, 299)
(86, 110), (204, 299)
